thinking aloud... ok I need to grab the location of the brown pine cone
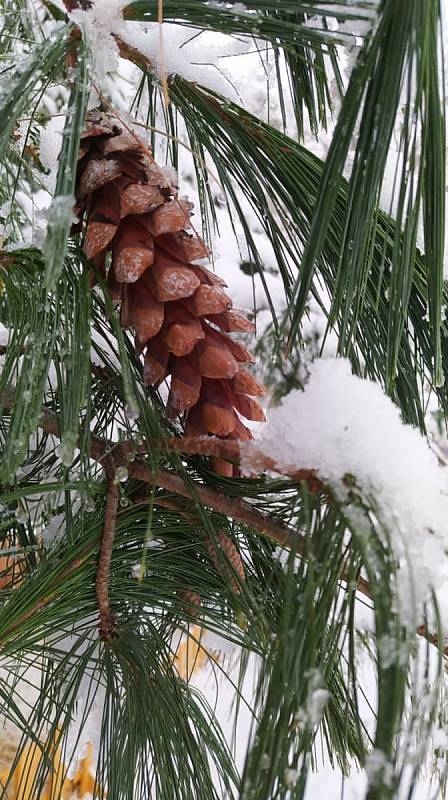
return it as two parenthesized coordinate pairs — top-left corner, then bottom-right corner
(205, 530), (245, 595)
(76, 111), (265, 475)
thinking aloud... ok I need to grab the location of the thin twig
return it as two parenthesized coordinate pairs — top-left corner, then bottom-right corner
(0, 388), (296, 545)
(96, 474), (119, 642)
(132, 491), (372, 597)
(129, 461), (298, 547)
(157, 0), (170, 106)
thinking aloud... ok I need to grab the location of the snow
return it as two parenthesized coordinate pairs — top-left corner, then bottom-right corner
(41, 511), (66, 547)
(68, 0), (126, 83)
(68, 0), (244, 99)
(39, 115), (65, 194)
(121, 25), (245, 99)
(365, 749), (394, 790)
(187, 631), (448, 799)
(307, 687), (331, 726)
(45, 193), (77, 227)
(243, 358), (448, 629)
(0, 660), (51, 742)
(284, 767), (299, 788)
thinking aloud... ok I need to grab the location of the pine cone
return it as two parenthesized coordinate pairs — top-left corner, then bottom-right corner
(75, 111), (265, 476)
(205, 530), (245, 594)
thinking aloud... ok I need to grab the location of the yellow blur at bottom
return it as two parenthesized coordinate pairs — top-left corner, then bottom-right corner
(0, 628), (218, 799)
(0, 740), (96, 800)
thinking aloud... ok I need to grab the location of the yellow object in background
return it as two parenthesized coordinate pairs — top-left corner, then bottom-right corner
(0, 738), (97, 799)
(0, 627), (226, 799)
(0, 535), (98, 799)
(173, 624), (218, 682)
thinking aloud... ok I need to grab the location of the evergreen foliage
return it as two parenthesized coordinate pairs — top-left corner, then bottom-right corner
(0, 1), (446, 798)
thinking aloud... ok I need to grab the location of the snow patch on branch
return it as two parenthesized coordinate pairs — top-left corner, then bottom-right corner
(122, 23), (244, 99)
(68, 0), (126, 82)
(39, 115), (65, 193)
(243, 358), (448, 627)
(68, 0), (243, 99)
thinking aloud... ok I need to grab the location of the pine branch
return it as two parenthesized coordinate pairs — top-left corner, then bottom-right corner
(165, 435), (323, 491)
(2, 387), (445, 656)
(96, 474), (119, 641)
(0, 542), (94, 645)
(0, 387), (296, 545)
(1, 3), (445, 794)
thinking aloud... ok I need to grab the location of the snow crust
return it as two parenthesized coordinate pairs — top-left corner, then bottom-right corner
(39, 114), (65, 194)
(243, 358), (448, 627)
(365, 749), (394, 790)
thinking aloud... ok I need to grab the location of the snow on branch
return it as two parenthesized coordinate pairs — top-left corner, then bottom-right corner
(241, 358), (448, 629)
(68, 0), (243, 97)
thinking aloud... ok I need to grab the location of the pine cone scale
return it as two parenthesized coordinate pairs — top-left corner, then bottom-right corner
(129, 283), (164, 344)
(156, 231), (209, 262)
(120, 184), (165, 218)
(79, 158), (123, 198)
(206, 531), (245, 594)
(205, 310), (255, 333)
(187, 285), (232, 316)
(233, 367), (265, 396)
(84, 222), (117, 260)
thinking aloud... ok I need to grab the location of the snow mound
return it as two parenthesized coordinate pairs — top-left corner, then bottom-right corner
(243, 358), (448, 628)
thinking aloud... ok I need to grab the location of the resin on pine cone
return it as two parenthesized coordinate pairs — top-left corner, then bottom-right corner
(76, 111), (265, 475)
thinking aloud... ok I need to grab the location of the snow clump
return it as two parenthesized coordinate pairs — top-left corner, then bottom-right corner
(243, 358), (448, 628)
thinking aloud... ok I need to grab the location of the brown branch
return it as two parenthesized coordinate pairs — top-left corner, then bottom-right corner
(51, 0), (156, 72)
(0, 389), (297, 548)
(133, 492), (198, 524)
(165, 436), (324, 492)
(114, 34), (154, 72)
(133, 491), (372, 600)
(96, 475), (119, 642)
(1, 388), (447, 655)
(129, 461), (299, 547)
